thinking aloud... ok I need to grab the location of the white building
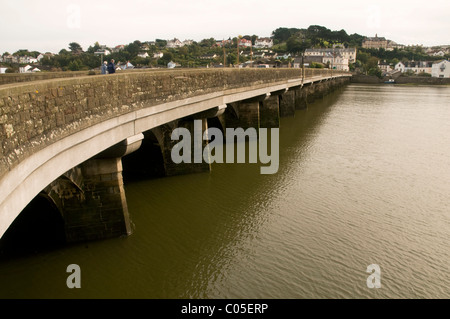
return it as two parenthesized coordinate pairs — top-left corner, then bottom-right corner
(19, 65), (41, 73)
(238, 38), (252, 47)
(432, 60), (450, 78)
(395, 61), (433, 74)
(254, 38), (273, 48)
(433, 51), (446, 57)
(378, 61), (392, 74)
(305, 48), (357, 63)
(137, 52), (149, 58)
(322, 54), (349, 71)
(153, 52), (164, 59)
(0, 67), (8, 74)
(19, 65), (33, 73)
(166, 38), (183, 48)
(395, 62), (406, 73)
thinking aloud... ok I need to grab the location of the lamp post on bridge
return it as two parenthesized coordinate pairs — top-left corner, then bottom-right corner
(94, 50), (105, 71)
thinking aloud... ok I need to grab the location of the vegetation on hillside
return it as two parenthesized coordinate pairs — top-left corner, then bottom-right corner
(2, 25), (449, 74)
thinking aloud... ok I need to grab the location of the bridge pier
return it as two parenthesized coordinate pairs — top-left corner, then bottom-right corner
(294, 87), (308, 110)
(260, 94), (280, 128)
(279, 89), (296, 117)
(224, 99), (260, 132)
(152, 118), (211, 177)
(50, 135), (143, 243)
(63, 157), (131, 243)
(306, 84), (316, 104)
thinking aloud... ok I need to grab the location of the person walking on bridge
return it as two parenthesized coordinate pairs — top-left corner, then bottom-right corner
(101, 61), (108, 74)
(107, 59), (116, 74)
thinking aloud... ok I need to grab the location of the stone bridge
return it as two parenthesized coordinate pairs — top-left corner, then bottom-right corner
(0, 68), (350, 247)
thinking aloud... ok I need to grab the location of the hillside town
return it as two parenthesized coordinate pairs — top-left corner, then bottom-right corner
(1, 26), (449, 79)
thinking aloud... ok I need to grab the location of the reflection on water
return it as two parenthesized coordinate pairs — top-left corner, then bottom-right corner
(1, 84), (450, 298)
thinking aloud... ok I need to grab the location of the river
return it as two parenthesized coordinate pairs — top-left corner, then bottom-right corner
(1, 83), (449, 299)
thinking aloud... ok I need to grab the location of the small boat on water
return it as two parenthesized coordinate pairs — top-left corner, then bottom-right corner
(384, 79), (396, 84)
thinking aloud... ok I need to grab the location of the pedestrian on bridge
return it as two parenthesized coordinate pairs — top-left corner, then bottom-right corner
(107, 59), (116, 74)
(101, 61), (108, 74)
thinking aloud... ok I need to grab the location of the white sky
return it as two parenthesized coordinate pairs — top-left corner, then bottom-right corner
(1, 0), (449, 54)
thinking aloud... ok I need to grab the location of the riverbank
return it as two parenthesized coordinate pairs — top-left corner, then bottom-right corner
(351, 74), (450, 85)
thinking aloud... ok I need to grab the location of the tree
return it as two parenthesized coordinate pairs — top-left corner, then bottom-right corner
(126, 41), (141, 57)
(69, 42), (83, 54)
(368, 67), (382, 78)
(155, 39), (167, 48)
(366, 56), (379, 70)
(251, 35), (258, 45)
(286, 36), (303, 54)
(68, 60), (82, 71)
(272, 27), (300, 42)
(87, 42), (101, 54)
(227, 53), (237, 66)
(159, 52), (173, 66)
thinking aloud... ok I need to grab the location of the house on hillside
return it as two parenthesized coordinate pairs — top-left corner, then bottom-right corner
(322, 53), (349, 71)
(200, 54), (218, 60)
(137, 52), (149, 58)
(112, 45), (125, 53)
(215, 40), (232, 47)
(432, 60), (450, 78)
(19, 65), (41, 73)
(362, 34), (388, 49)
(395, 61), (433, 74)
(238, 38), (252, 47)
(166, 38), (183, 48)
(167, 61), (180, 68)
(254, 38), (273, 48)
(378, 61), (392, 74)
(304, 48), (357, 63)
(19, 65), (33, 73)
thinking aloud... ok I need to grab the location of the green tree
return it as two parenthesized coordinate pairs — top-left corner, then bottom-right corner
(68, 59), (82, 71)
(227, 53), (237, 66)
(368, 67), (382, 78)
(286, 36), (303, 54)
(69, 42), (83, 54)
(272, 27), (300, 42)
(155, 39), (167, 48)
(366, 56), (379, 70)
(87, 42), (101, 54)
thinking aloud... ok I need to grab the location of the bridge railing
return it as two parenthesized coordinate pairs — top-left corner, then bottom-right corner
(0, 67), (349, 86)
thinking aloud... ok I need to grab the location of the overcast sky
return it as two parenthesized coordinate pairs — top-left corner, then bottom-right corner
(1, 0), (449, 54)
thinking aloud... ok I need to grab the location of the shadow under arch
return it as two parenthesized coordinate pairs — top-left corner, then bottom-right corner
(0, 193), (66, 259)
(121, 129), (167, 181)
